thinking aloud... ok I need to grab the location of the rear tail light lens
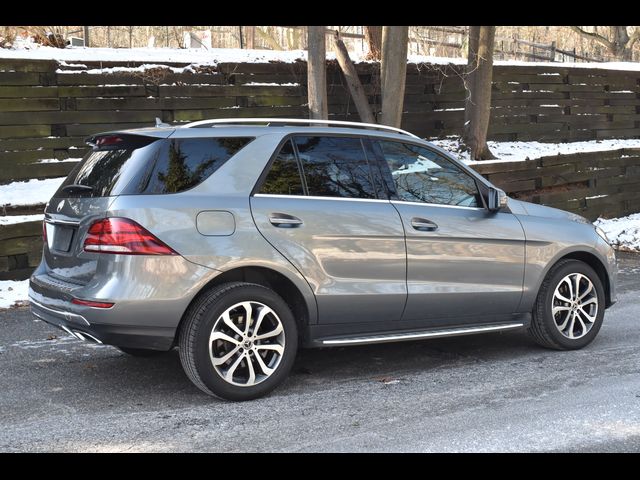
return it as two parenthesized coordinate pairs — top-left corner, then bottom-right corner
(42, 220), (47, 242)
(84, 218), (177, 255)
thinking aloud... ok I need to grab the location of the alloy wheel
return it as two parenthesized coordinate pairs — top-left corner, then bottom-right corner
(208, 301), (285, 387)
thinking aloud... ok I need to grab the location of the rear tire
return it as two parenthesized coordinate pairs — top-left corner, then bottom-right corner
(528, 259), (605, 350)
(178, 282), (298, 401)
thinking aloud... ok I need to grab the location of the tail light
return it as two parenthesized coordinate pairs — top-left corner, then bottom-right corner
(42, 220), (47, 242)
(84, 218), (177, 255)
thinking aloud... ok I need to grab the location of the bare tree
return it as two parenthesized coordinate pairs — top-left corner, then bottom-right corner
(380, 26), (408, 127)
(569, 26), (640, 61)
(364, 26), (383, 60)
(307, 26), (328, 120)
(330, 31), (376, 124)
(463, 25), (496, 160)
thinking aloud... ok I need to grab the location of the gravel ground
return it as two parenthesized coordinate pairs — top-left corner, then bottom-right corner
(0, 252), (638, 452)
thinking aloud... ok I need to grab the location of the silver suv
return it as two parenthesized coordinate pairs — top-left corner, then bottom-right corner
(28, 119), (617, 401)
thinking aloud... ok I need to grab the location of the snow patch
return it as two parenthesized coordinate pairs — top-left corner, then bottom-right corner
(0, 177), (65, 206)
(0, 280), (29, 309)
(430, 138), (640, 165)
(0, 214), (43, 225)
(594, 214), (640, 252)
(36, 158), (82, 164)
(4, 45), (640, 72)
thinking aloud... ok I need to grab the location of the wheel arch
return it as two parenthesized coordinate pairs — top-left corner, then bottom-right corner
(174, 265), (317, 346)
(532, 249), (613, 308)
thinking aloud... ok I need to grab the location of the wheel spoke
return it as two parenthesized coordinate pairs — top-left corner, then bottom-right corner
(562, 277), (574, 300)
(556, 311), (571, 331)
(575, 315), (587, 336)
(554, 291), (573, 304)
(210, 331), (241, 346)
(578, 281), (593, 301)
(552, 305), (571, 316)
(579, 297), (597, 308)
(224, 353), (245, 383)
(245, 354), (256, 385)
(253, 306), (272, 337)
(578, 306), (596, 323)
(566, 315), (576, 339)
(254, 322), (283, 341)
(222, 311), (244, 337)
(240, 302), (253, 335)
(256, 343), (284, 356)
(254, 350), (275, 376)
(573, 274), (582, 300)
(211, 345), (242, 366)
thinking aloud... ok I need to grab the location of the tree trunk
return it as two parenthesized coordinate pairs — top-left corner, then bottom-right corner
(330, 31), (376, 124)
(380, 26), (408, 128)
(245, 26), (255, 49)
(463, 25), (496, 160)
(364, 26), (382, 60)
(307, 26), (328, 120)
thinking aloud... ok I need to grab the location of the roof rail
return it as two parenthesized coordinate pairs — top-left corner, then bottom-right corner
(181, 118), (420, 139)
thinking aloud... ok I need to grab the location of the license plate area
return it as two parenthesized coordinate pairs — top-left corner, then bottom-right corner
(46, 223), (75, 252)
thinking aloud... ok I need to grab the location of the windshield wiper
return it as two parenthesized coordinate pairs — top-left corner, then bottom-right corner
(61, 184), (93, 194)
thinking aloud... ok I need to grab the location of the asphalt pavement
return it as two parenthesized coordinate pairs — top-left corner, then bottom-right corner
(1, 252), (639, 452)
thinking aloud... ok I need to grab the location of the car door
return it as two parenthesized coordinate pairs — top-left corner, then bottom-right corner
(250, 135), (407, 325)
(372, 139), (526, 326)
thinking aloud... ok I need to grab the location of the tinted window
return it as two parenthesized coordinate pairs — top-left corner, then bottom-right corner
(56, 135), (159, 198)
(259, 140), (304, 195)
(295, 136), (376, 199)
(140, 137), (253, 194)
(55, 136), (253, 198)
(378, 141), (481, 207)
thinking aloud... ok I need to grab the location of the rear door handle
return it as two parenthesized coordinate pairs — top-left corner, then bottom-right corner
(411, 217), (438, 231)
(269, 213), (303, 227)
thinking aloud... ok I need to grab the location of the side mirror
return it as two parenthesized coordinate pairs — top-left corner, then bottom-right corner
(487, 187), (508, 212)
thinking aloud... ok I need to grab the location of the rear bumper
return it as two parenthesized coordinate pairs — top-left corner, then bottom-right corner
(28, 255), (218, 350)
(29, 296), (176, 350)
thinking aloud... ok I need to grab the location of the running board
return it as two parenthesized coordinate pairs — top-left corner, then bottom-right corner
(320, 322), (524, 346)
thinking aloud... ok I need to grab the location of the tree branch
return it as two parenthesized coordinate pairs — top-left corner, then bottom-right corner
(568, 26), (615, 51)
(627, 28), (640, 50)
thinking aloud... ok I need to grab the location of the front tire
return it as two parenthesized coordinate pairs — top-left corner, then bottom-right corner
(528, 259), (605, 350)
(178, 282), (298, 401)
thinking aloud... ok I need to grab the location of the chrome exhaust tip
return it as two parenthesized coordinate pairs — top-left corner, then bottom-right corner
(72, 330), (103, 344)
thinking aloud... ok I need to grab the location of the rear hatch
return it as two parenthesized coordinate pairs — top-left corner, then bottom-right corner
(43, 131), (172, 284)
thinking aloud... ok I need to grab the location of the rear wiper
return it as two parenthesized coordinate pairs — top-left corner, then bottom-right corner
(61, 184), (93, 194)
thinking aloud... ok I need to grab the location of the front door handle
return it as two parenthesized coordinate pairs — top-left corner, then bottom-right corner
(411, 217), (438, 231)
(269, 213), (303, 228)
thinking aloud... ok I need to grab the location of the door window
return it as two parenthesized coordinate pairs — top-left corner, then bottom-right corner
(294, 136), (377, 199)
(377, 140), (481, 207)
(259, 140), (305, 195)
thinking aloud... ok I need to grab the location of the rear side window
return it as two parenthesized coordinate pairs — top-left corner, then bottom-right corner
(54, 135), (253, 198)
(294, 136), (377, 199)
(259, 140), (304, 195)
(140, 137), (253, 194)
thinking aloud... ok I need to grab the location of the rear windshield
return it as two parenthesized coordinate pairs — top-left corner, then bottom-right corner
(54, 135), (254, 198)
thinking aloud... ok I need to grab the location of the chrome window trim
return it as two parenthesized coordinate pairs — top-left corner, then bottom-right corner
(253, 193), (391, 204)
(391, 199), (485, 211)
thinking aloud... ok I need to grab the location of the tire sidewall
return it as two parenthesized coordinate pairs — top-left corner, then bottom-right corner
(539, 261), (606, 349)
(192, 285), (298, 401)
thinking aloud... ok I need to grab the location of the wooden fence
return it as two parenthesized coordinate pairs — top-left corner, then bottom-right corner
(472, 148), (640, 221)
(1, 58), (640, 280)
(0, 58), (639, 185)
